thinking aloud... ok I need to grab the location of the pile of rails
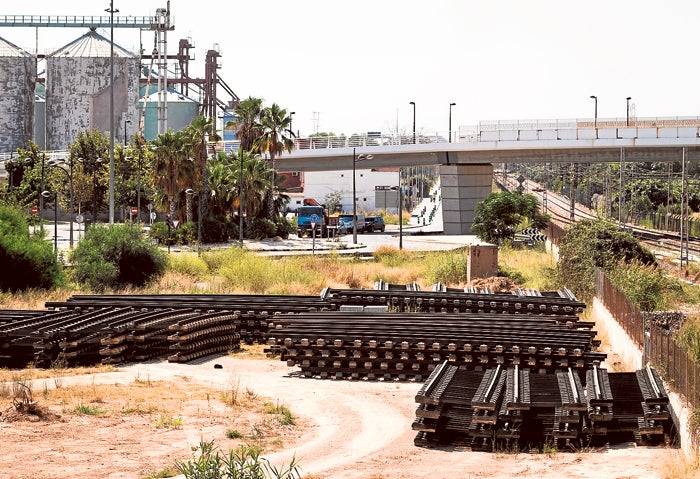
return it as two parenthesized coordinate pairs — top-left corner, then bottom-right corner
(413, 362), (672, 450)
(270, 286), (598, 381)
(268, 311), (603, 381)
(0, 294), (332, 368)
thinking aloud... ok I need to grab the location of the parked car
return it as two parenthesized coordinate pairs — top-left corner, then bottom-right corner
(365, 215), (386, 232)
(337, 214), (367, 233)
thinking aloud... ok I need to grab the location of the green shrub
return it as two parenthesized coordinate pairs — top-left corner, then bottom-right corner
(0, 205), (63, 291)
(176, 440), (300, 479)
(168, 253), (209, 278)
(274, 217), (295, 239)
(427, 249), (469, 285)
(148, 221), (171, 245)
(202, 216), (230, 244)
(557, 219), (655, 301)
(607, 260), (683, 311)
(248, 217), (277, 240)
(70, 223), (167, 291)
(176, 221), (197, 245)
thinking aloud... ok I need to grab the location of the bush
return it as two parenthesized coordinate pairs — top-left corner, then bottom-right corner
(607, 260), (683, 311)
(557, 219), (655, 301)
(148, 221), (171, 245)
(248, 217), (276, 240)
(274, 217), (296, 239)
(71, 223), (167, 291)
(176, 221), (197, 245)
(175, 440), (300, 479)
(427, 249), (469, 285)
(202, 216), (230, 244)
(0, 205), (62, 291)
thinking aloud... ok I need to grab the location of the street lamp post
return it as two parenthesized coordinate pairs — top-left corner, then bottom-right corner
(352, 147), (373, 244)
(409, 101), (416, 144)
(626, 97), (632, 127)
(590, 95), (598, 138)
(239, 152), (245, 246)
(126, 156), (141, 223)
(124, 119), (131, 145)
(106, 0), (118, 225)
(41, 190), (58, 254)
(290, 111), (295, 138)
(449, 102), (456, 143)
(47, 159), (75, 248)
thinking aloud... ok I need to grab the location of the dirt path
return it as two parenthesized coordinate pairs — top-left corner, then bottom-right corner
(1, 355), (681, 479)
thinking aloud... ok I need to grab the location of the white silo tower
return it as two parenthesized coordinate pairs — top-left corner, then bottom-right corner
(45, 28), (139, 150)
(0, 36), (36, 153)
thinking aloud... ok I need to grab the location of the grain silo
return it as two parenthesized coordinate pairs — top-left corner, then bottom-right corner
(45, 28), (139, 151)
(0, 36), (36, 153)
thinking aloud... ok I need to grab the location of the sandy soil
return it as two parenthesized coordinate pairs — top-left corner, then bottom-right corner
(0, 352), (682, 479)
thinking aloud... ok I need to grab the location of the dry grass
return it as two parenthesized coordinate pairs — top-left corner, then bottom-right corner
(0, 364), (115, 385)
(660, 451), (700, 479)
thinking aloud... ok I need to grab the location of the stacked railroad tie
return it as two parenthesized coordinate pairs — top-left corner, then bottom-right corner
(413, 361), (673, 450)
(0, 293), (333, 368)
(267, 309), (603, 381)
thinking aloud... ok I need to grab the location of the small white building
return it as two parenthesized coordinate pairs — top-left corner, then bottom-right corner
(287, 169), (400, 214)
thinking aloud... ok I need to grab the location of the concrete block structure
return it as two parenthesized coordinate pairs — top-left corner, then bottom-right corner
(440, 163), (493, 234)
(467, 243), (498, 283)
(0, 36), (35, 152)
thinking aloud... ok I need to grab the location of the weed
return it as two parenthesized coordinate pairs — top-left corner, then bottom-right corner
(141, 466), (179, 479)
(72, 403), (105, 415)
(263, 401), (295, 426)
(155, 415), (183, 429)
(225, 429), (243, 439)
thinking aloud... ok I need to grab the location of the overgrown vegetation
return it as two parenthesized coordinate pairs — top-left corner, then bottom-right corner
(175, 440), (300, 479)
(557, 219), (656, 301)
(70, 223), (167, 291)
(0, 205), (63, 291)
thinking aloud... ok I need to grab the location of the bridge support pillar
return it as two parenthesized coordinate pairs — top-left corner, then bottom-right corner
(439, 163), (493, 235)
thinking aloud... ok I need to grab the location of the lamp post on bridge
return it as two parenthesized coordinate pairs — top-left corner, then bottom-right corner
(449, 102), (456, 143)
(590, 95), (598, 138)
(352, 147), (373, 245)
(409, 101), (416, 144)
(626, 97), (632, 127)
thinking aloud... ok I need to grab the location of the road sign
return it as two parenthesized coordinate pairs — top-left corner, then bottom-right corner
(31, 206), (38, 215)
(310, 213), (319, 228)
(172, 220), (180, 228)
(75, 214), (84, 224)
(131, 206), (138, 215)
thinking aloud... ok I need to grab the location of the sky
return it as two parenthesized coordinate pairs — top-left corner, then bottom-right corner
(2, 0), (700, 138)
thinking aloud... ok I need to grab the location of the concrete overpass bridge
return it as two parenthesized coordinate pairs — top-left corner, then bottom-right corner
(273, 116), (700, 234)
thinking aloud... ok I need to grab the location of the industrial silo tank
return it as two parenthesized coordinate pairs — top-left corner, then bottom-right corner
(45, 28), (139, 151)
(0, 36), (36, 153)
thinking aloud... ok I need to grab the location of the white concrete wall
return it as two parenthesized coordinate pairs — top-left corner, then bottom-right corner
(301, 169), (400, 213)
(592, 298), (697, 458)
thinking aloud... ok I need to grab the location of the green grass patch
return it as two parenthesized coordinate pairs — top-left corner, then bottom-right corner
(72, 403), (106, 415)
(263, 401), (295, 426)
(154, 415), (183, 429)
(141, 466), (179, 479)
(168, 253), (210, 278)
(225, 429), (243, 439)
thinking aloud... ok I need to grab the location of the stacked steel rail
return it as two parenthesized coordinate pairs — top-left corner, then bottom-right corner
(413, 361), (673, 450)
(321, 286), (586, 315)
(0, 294), (333, 367)
(267, 310), (603, 381)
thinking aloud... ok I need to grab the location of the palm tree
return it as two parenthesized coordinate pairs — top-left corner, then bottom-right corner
(184, 115), (220, 242)
(255, 103), (295, 219)
(227, 97), (264, 153)
(151, 129), (189, 220)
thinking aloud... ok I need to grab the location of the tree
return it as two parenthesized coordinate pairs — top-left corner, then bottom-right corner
(227, 96), (264, 152)
(184, 115), (220, 236)
(151, 130), (191, 220)
(471, 190), (550, 244)
(255, 103), (294, 219)
(68, 130), (110, 223)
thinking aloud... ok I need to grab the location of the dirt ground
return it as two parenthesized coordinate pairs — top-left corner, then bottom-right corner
(0, 350), (686, 479)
